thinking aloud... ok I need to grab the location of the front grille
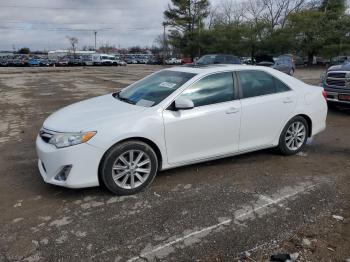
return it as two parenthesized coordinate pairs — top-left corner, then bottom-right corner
(39, 128), (55, 143)
(327, 72), (346, 78)
(326, 78), (346, 87)
(326, 71), (348, 88)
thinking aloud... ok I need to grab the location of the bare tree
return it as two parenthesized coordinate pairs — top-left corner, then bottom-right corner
(154, 34), (169, 56)
(261, 0), (306, 30)
(216, 0), (246, 25)
(244, 0), (266, 24)
(67, 36), (78, 57)
(207, 5), (219, 28)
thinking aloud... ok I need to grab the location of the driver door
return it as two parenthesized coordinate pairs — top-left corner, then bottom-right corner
(162, 72), (241, 165)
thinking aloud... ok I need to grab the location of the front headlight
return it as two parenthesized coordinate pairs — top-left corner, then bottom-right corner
(346, 72), (350, 87)
(49, 131), (96, 148)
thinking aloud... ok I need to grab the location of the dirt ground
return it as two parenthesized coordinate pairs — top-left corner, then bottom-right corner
(0, 65), (349, 262)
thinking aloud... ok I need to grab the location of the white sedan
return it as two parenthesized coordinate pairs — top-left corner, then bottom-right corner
(36, 65), (327, 195)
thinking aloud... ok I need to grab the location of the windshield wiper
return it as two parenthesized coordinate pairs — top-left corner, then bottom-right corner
(116, 92), (135, 105)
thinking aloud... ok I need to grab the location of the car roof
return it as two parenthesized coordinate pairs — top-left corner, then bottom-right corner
(167, 64), (275, 75)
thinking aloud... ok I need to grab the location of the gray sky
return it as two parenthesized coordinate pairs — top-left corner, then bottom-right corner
(0, 0), (222, 51)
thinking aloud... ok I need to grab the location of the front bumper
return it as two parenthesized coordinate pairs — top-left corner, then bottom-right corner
(36, 135), (105, 188)
(324, 86), (350, 104)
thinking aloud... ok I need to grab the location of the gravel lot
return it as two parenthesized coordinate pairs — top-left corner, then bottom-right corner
(0, 65), (349, 261)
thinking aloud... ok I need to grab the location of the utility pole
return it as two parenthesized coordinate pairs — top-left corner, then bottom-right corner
(162, 23), (166, 65)
(94, 31), (97, 51)
(198, 20), (201, 58)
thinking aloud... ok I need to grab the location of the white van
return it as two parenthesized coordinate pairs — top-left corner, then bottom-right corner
(92, 54), (114, 65)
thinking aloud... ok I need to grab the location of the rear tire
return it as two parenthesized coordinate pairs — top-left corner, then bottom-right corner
(100, 140), (158, 195)
(278, 116), (309, 155)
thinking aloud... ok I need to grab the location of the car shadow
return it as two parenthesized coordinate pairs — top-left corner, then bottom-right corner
(328, 103), (350, 115)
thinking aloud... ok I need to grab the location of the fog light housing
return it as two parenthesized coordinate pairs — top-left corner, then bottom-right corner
(55, 165), (72, 181)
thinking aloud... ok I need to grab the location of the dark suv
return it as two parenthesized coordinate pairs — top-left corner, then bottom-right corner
(321, 60), (350, 104)
(195, 54), (241, 65)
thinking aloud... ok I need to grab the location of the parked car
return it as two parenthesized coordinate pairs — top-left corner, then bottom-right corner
(137, 57), (149, 64)
(181, 57), (192, 64)
(39, 59), (54, 67)
(195, 54), (241, 65)
(321, 59), (350, 104)
(256, 54), (296, 76)
(255, 55), (275, 67)
(273, 55), (296, 75)
(295, 56), (306, 67)
(147, 57), (163, 65)
(126, 57), (138, 64)
(116, 60), (127, 66)
(165, 58), (182, 65)
(92, 54), (114, 66)
(315, 56), (330, 66)
(12, 58), (26, 67)
(69, 57), (83, 66)
(36, 65), (327, 195)
(0, 59), (8, 66)
(56, 58), (69, 66)
(28, 58), (40, 67)
(82, 55), (94, 66)
(330, 56), (350, 66)
(242, 57), (254, 65)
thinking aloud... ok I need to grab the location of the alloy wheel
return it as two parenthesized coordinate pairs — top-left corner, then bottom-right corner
(285, 121), (306, 151)
(112, 150), (151, 189)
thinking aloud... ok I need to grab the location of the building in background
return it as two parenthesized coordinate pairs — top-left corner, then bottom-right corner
(48, 50), (96, 59)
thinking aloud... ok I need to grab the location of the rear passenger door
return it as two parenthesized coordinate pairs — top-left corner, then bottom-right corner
(237, 70), (297, 151)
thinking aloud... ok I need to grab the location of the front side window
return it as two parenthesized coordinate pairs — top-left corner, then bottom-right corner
(238, 70), (290, 99)
(118, 70), (196, 107)
(179, 72), (235, 107)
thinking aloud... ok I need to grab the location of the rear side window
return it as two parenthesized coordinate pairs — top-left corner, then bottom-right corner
(238, 70), (290, 99)
(225, 55), (241, 64)
(180, 72), (235, 107)
(214, 55), (225, 64)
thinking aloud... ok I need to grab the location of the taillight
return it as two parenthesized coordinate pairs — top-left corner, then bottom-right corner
(322, 90), (327, 100)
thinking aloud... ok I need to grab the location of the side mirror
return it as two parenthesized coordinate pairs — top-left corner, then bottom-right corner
(174, 97), (194, 110)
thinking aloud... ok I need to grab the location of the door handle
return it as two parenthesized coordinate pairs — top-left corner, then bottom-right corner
(226, 107), (239, 114)
(283, 97), (293, 104)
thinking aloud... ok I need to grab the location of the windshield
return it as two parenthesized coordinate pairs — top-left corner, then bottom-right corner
(197, 55), (217, 65)
(118, 70), (196, 107)
(275, 57), (291, 65)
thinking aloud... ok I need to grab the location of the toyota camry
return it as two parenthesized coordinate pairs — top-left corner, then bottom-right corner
(36, 65), (327, 195)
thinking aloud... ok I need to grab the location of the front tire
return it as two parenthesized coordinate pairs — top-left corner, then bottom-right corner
(100, 141), (158, 195)
(278, 116), (308, 155)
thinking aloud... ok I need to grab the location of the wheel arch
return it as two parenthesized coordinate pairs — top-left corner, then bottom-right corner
(296, 114), (312, 137)
(98, 137), (163, 186)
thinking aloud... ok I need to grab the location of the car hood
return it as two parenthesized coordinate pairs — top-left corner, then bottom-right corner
(43, 94), (145, 132)
(328, 63), (350, 72)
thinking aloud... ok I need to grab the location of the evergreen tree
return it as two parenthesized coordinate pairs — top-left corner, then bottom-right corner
(164, 0), (210, 59)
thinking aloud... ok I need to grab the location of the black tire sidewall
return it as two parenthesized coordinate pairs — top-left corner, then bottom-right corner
(100, 141), (158, 195)
(278, 116), (309, 155)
